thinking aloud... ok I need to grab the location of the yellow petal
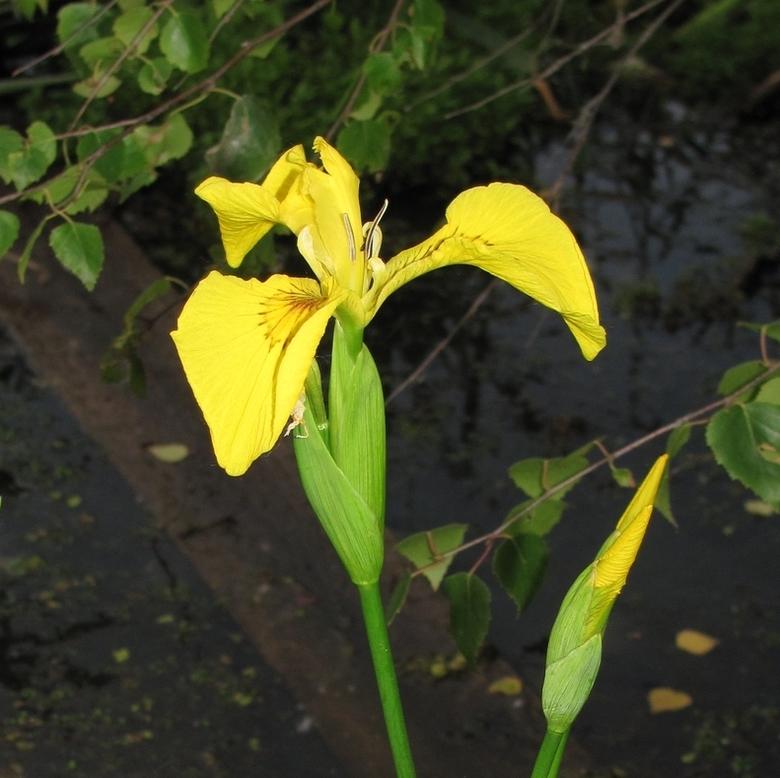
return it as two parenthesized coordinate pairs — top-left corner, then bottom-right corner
(171, 271), (344, 475)
(261, 143), (307, 201)
(375, 184), (606, 360)
(195, 177), (281, 268)
(304, 137), (363, 291)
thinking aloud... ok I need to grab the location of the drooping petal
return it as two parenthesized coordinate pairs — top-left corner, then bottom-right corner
(195, 144), (308, 268)
(171, 271), (345, 475)
(195, 177), (282, 268)
(372, 183), (606, 360)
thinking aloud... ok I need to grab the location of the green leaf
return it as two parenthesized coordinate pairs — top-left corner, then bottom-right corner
(160, 11), (209, 73)
(49, 222), (104, 291)
(0, 211), (20, 258)
(113, 7), (158, 55)
(717, 360), (767, 396)
(412, 0), (445, 38)
(79, 36), (124, 68)
(395, 523), (467, 591)
(492, 534), (548, 613)
(443, 572), (491, 665)
(386, 571), (411, 625)
(363, 53), (402, 96)
(13, 0), (45, 21)
(336, 119), (391, 174)
(17, 216), (48, 283)
(508, 447), (591, 499)
(77, 129), (148, 183)
(350, 90), (383, 122)
(755, 377), (780, 406)
(204, 95), (281, 183)
(138, 58), (172, 95)
(654, 466), (678, 527)
(57, 3), (101, 50)
(124, 277), (173, 328)
(5, 121), (56, 190)
(134, 114), (193, 167)
(505, 498), (565, 537)
(706, 402), (780, 506)
(0, 127), (24, 183)
(65, 182), (109, 215)
(667, 423), (692, 458)
(611, 467), (634, 488)
(73, 74), (121, 99)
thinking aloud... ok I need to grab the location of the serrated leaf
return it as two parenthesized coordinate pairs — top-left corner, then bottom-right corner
(336, 119), (391, 174)
(395, 523), (467, 590)
(505, 498), (565, 537)
(138, 57), (172, 95)
(65, 183), (109, 215)
(443, 572), (491, 665)
(385, 571), (411, 625)
(717, 360), (766, 396)
(113, 7), (157, 55)
(49, 222), (104, 290)
(667, 423), (692, 458)
(6, 121), (56, 190)
(160, 11), (209, 73)
(204, 95), (280, 183)
(706, 402), (780, 505)
(57, 3), (101, 50)
(755, 377), (780, 406)
(134, 114), (193, 167)
(77, 130), (148, 183)
(363, 53), (402, 95)
(492, 534), (548, 613)
(509, 448), (590, 499)
(0, 211), (20, 257)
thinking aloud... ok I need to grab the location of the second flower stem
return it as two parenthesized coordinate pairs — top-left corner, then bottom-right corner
(358, 581), (416, 778)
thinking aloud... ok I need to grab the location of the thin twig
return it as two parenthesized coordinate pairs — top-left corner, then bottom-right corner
(69, 0), (176, 132)
(443, 0), (668, 120)
(325, 0), (407, 142)
(12, 0), (122, 77)
(411, 357), (780, 577)
(209, 0), (247, 44)
(547, 0), (688, 203)
(0, 0), (332, 209)
(386, 279), (498, 404)
(404, 25), (537, 112)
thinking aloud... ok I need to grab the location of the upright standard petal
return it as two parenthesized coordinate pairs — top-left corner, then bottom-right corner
(295, 137), (364, 292)
(371, 183), (606, 360)
(171, 271), (345, 475)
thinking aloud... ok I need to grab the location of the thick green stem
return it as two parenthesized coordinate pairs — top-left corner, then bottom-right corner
(530, 728), (570, 778)
(358, 582), (416, 778)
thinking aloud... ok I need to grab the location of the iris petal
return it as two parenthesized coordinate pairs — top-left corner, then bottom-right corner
(373, 183), (606, 360)
(172, 271), (345, 475)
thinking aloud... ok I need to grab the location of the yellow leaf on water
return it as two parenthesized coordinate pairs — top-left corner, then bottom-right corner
(488, 676), (523, 695)
(676, 629), (719, 655)
(648, 687), (692, 713)
(147, 443), (190, 463)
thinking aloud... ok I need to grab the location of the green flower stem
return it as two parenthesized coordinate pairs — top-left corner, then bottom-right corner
(530, 728), (570, 778)
(357, 582), (416, 778)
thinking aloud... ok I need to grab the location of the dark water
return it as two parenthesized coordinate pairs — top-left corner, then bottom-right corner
(372, 107), (780, 777)
(0, 332), (344, 777)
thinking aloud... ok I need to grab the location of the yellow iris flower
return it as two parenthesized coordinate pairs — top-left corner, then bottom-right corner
(172, 137), (606, 476)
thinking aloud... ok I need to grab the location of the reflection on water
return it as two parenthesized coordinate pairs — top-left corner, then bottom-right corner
(370, 109), (780, 776)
